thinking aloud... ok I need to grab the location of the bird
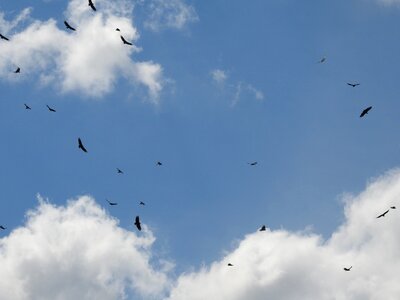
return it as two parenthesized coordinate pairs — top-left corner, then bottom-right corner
(377, 209), (390, 218)
(391, 206), (396, 209)
(106, 199), (118, 206)
(360, 106), (372, 118)
(347, 82), (360, 88)
(139, 201), (146, 206)
(259, 225), (266, 231)
(78, 138), (88, 153)
(46, 105), (56, 112)
(120, 35), (132, 46)
(0, 225), (6, 230)
(0, 34), (9, 41)
(156, 161), (163, 166)
(134, 216), (142, 231)
(227, 263), (234, 267)
(116, 28), (120, 31)
(14, 67), (20, 73)
(318, 57), (326, 64)
(343, 266), (352, 272)
(248, 162), (258, 166)
(117, 168), (124, 174)
(64, 21), (76, 31)
(24, 104), (31, 110)
(88, 0), (97, 11)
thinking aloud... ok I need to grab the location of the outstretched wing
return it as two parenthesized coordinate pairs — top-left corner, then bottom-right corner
(64, 21), (76, 31)
(135, 216), (142, 231)
(78, 138), (88, 153)
(120, 36), (132, 46)
(88, 0), (97, 11)
(0, 34), (9, 41)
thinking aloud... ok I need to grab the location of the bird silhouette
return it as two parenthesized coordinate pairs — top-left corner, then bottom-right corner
(0, 225), (6, 230)
(88, 0), (96, 11)
(106, 199), (118, 206)
(227, 263), (234, 266)
(14, 67), (20, 73)
(24, 104), (31, 110)
(156, 161), (163, 166)
(343, 266), (352, 271)
(64, 21), (76, 31)
(120, 35), (132, 46)
(117, 168), (124, 174)
(360, 106), (372, 118)
(377, 209), (390, 218)
(259, 225), (266, 231)
(248, 162), (258, 166)
(139, 201), (145, 206)
(318, 57), (326, 63)
(134, 216), (142, 231)
(347, 83), (360, 87)
(46, 105), (56, 112)
(116, 28), (120, 31)
(0, 34), (9, 41)
(78, 138), (88, 153)
(391, 206), (396, 209)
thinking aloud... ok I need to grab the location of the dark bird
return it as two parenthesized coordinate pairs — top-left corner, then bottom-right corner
(391, 206), (396, 209)
(227, 263), (234, 267)
(343, 266), (352, 272)
(46, 104), (56, 112)
(116, 28), (120, 31)
(78, 138), (88, 153)
(134, 216), (142, 231)
(0, 34), (9, 41)
(120, 35), (132, 46)
(377, 209), (390, 218)
(360, 106), (372, 118)
(318, 57), (326, 64)
(117, 168), (124, 174)
(248, 162), (258, 166)
(347, 82), (360, 88)
(106, 199), (118, 206)
(24, 103), (31, 110)
(88, 0), (97, 11)
(64, 20), (76, 31)
(14, 67), (20, 73)
(156, 161), (163, 166)
(0, 225), (6, 230)
(259, 225), (266, 232)
(139, 201), (145, 206)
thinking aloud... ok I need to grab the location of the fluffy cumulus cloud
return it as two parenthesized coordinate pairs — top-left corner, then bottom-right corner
(210, 69), (228, 85)
(167, 169), (400, 300)
(0, 0), (163, 102)
(0, 196), (171, 300)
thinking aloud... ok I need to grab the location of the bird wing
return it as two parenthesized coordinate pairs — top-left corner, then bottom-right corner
(88, 0), (97, 11)
(135, 216), (142, 230)
(120, 36), (132, 45)
(0, 34), (9, 41)
(78, 138), (88, 152)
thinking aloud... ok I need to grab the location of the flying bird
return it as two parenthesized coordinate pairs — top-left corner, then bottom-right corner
(0, 225), (6, 230)
(391, 206), (396, 209)
(116, 28), (120, 31)
(318, 57), (326, 64)
(248, 162), (258, 166)
(64, 20), (76, 31)
(24, 103), (31, 110)
(14, 67), (20, 73)
(120, 35), (132, 46)
(46, 105), (56, 112)
(117, 168), (124, 174)
(360, 106), (372, 118)
(227, 263), (234, 267)
(156, 161), (163, 166)
(259, 225), (266, 231)
(106, 199), (118, 206)
(377, 209), (390, 218)
(347, 82), (360, 88)
(78, 138), (88, 153)
(0, 34), (9, 41)
(139, 201), (145, 206)
(88, 0), (97, 11)
(343, 266), (352, 272)
(134, 216), (142, 231)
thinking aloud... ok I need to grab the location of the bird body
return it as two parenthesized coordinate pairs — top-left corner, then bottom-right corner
(117, 168), (124, 174)
(391, 206), (396, 209)
(64, 21), (76, 31)
(360, 106), (372, 118)
(46, 105), (56, 112)
(78, 138), (88, 153)
(106, 199), (118, 206)
(14, 67), (20, 73)
(0, 225), (6, 230)
(134, 216), (142, 231)
(347, 82), (360, 87)
(121, 35), (132, 46)
(139, 201), (145, 206)
(88, 0), (97, 11)
(377, 209), (390, 218)
(259, 225), (266, 231)
(0, 34), (9, 41)
(248, 162), (258, 166)
(227, 263), (234, 266)
(318, 57), (326, 63)
(156, 161), (163, 166)
(24, 104), (31, 110)
(344, 266), (352, 271)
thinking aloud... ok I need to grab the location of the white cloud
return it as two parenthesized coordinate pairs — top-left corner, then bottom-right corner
(0, 195), (171, 300)
(143, 0), (198, 31)
(0, 0), (164, 102)
(211, 69), (228, 85)
(167, 169), (400, 300)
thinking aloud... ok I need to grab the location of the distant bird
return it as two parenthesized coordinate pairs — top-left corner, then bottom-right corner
(106, 199), (118, 206)
(347, 82), (360, 88)
(343, 266), (352, 272)
(14, 67), (20, 73)
(360, 106), (372, 118)
(391, 206), (396, 209)
(227, 263), (234, 267)
(46, 105), (56, 112)
(64, 20), (76, 31)
(134, 216), (142, 231)
(248, 162), (258, 166)
(156, 161), (163, 166)
(120, 35), (132, 46)
(24, 103), (31, 110)
(116, 28), (120, 31)
(78, 138), (88, 153)
(139, 201), (145, 206)
(318, 57), (326, 64)
(377, 209), (390, 218)
(0, 225), (6, 230)
(117, 168), (124, 174)
(0, 34), (9, 41)
(259, 225), (266, 231)
(88, 0), (97, 11)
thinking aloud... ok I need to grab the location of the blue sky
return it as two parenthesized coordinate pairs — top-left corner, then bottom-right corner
(1, 0), (400, 299)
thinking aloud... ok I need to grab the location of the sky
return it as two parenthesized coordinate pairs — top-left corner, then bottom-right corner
(1, 0), (400, 299)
